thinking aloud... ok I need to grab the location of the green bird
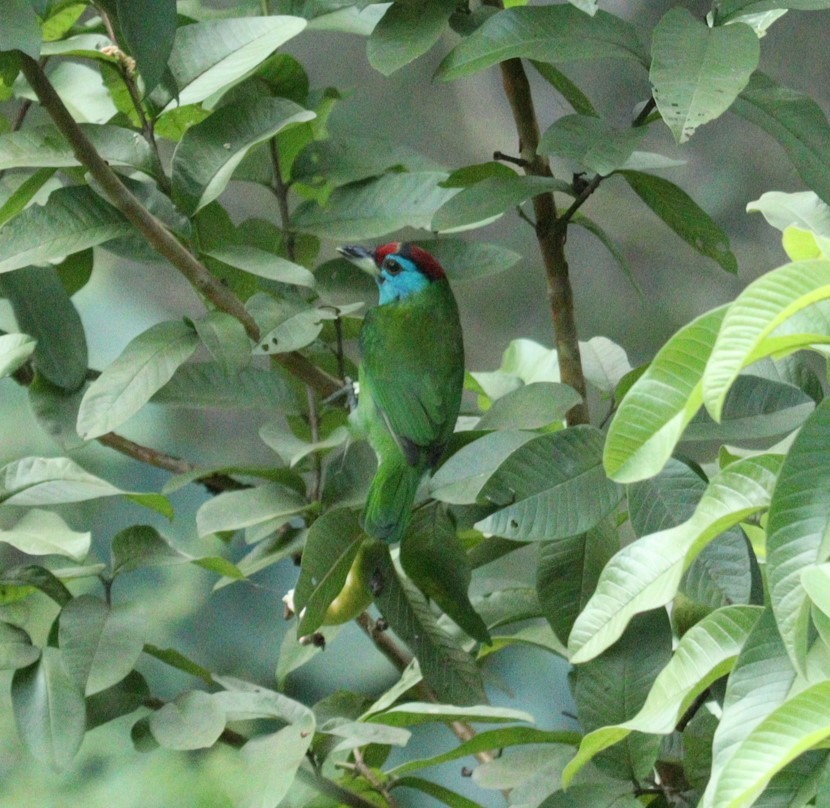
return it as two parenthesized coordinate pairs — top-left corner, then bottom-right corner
(338, 242), (465, 544)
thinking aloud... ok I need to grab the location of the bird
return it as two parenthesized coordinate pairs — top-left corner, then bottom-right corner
(337, 242), (465, 544)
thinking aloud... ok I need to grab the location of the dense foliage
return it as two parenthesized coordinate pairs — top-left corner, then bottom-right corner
(3, 1), (830, 806)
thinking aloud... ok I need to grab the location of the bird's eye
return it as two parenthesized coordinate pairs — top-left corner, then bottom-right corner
(383, 258), (402, 275)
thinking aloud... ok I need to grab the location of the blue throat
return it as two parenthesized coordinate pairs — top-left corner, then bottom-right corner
(376, 256), (431, 304)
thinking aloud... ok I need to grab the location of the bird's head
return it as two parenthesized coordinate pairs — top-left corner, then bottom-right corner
(337, 242), (446, 304)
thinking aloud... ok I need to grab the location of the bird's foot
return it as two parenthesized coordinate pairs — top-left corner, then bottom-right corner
(323, 376), (359, 411)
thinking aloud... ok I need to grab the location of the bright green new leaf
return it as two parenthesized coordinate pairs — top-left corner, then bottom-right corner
(0, 509), (90, 562)
(564, 605), (761, 785)
(732, 73), (830, 206)
(77, 320), (199, 440)
(293, 171), (457, 239)
(204, 245), (315, 288)
(0, 622), (40, 670)
(148, 690), (225, 750)
(59, 594), (145, 695)
(619, 171), (738, 273)
(0, 332), (35, 378)
(0, 0), (41, 59)
(117, 0), (176, 93)
(650, 8), (759, 143)
(196, 482), (307, 537)
(702, 259), (830, 421)
(435, 6), (647, 82)
(432, 174), (566, 232)
(569, 453), (782, 663)
(0, 185), (129, 275)
(604, 306), (727, 483)
(368, 0), (455, 75)
(476, 427), (623, 541)
(172, 97), (314, 213)
(539, 114), (646, 176)
(12, 648), (85, 769)
(159, 16), (307, 111)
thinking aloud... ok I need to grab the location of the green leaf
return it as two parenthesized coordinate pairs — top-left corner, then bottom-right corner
(0, 265), (88, 391)
(477, 382), (582, 430)
(117, 0), (176, 93)
(157, 16), (307, 111)
(478, 623), (568, 660)
(702, 260), (830, 421)
(172, 96), (314, 214)
(0, 564), (72, 606)
(435, 6), (647, 82)
(432, 174), (565, 232)
(204, 244), (315, 288)
(0, 509), (90, 562)
(12, 648), (86, 769)
(604, 306), (727, 483)
(538, 784), (642, 808)
(394, 777), (484, 808)
(711, 680), (830, 808)
(191, 311), (251, 376)
(0, 168), (58, 228)
(731, 72), (830, 206)
(364, 541), (487, 706)
(401, 504), (491, 645)
(650, 8), (758, 143)
(537, 518), (617, 646)
(0, 0), (41, 59)
(746, 189), (830, 235)
(26, 375), (85, 452)
(293, 507), (364, 636)
(59, 594), (145, 696)
(0, 332), (35, 378)
(0, 124), (160, 177)
(539, 114), (646, 175)
(254, 301), (337, 355)
(568, 453), (782, 664)
(715, 0), (830, 22)
(0, 185), (129, 275)
(571, 215), (642, 295)
(475, 427), (623, 541)
(0, 621), (40, 670)
(143, 644), (214, 685)
(294, 171), (457, 240)
(76, 320), (199, 440)
(530, 61), (597, 116)
(573, 609), (672, 780)
(619, 171), (738, 273)
(564, 605), (761, 785)
(275, 622), (341, 687)
(320, 720), (410, 752)
(196, 482), (307, 537)
(371, 701), (533, 728)
(414, 239), (521, 282)
(766, 398), (830, 669)
(148, 690), (225, 750)
(368, 0), (455, 75)
(86, 670), (150, 731)
(259, 423), (349, 467)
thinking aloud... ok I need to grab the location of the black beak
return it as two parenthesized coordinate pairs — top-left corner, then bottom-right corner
(337, 245), (379, 276)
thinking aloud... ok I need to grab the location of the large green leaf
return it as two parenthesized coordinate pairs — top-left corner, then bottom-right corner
(539, 114), (645, 176)
(0, 0), (40, 58)
(59, 594), (145, 696)
(747, 189), (830, 235)
(0, 509), (90, 562)
(0, 332), (35, 378)
(476, 382), (582, 431)
(435, 6), (647, 82)
(196, 483), (307, 537)
(12, 648), (86, 769)
(0, 621), (40, 671)
(293, 508), (364, 636)
(765, 398), (830, 670)
(171, 96), (314, 214)
(475, 427), (623, 541)
(433, 174), (570, 233)
(701, 606), (797, 808)
(604, 305), (727, 483)
(0, 265), (88, 391)
(148, 690), (225, 750)
(568, 453), (782, 663)
(203, 245), (315, 288)
(191, 311), (251, 376)
(0, 124), (159, 177)
(702, 259), (830, 421)
(714, 0), (830, 22)
(293, 172), (456, 239)
(731, 72), (830, 206)
(364, 541), (487, 706)
(400, 504), (491, 645)
(117, 0), (176, 93)
(76, 320), (199, 440)
(0, 185), (129, 275)
(572, 609), (672, 780)
(157, 16), (307, 111)
(564, 605), (761, 785)
(619, 171), (738, 273)
(368, 0), (455, 75)
(650, 8), (758, 143)
(417, 239), (521, 282)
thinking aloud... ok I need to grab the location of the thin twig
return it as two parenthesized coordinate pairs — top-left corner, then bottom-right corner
(353, 747), (400, 807)
(306, 385), (323, 502)
(268, 137), (296, 262)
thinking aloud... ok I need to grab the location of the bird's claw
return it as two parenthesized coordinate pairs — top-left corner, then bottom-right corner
(323, 376), (359, 412)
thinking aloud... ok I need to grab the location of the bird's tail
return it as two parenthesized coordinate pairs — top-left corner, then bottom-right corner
(362, 456), (423, 544)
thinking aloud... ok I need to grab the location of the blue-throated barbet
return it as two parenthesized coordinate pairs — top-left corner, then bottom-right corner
(338, 242), (464, 544)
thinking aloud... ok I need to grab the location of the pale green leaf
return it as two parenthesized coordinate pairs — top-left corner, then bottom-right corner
(747, 190), (830, 235)
(191, 311), (251, 376)
(371, 701), (533, 728)
(416, 239), (521, 281)
(196, 482), (307, 537)
(0, 332), (35, 378)
(0, 168), (58, 228)
(579, 336), (632, 394)
(148, 690), (225, 750)
(476, 382), (581, 430)
(0, 621), (40, 670)
(0, 509), (90, 562)
(204, 244), (315, 288)
(569, 453), (782, 663)
(77, 320), (199, 440)
(0, 0), (41, 59)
